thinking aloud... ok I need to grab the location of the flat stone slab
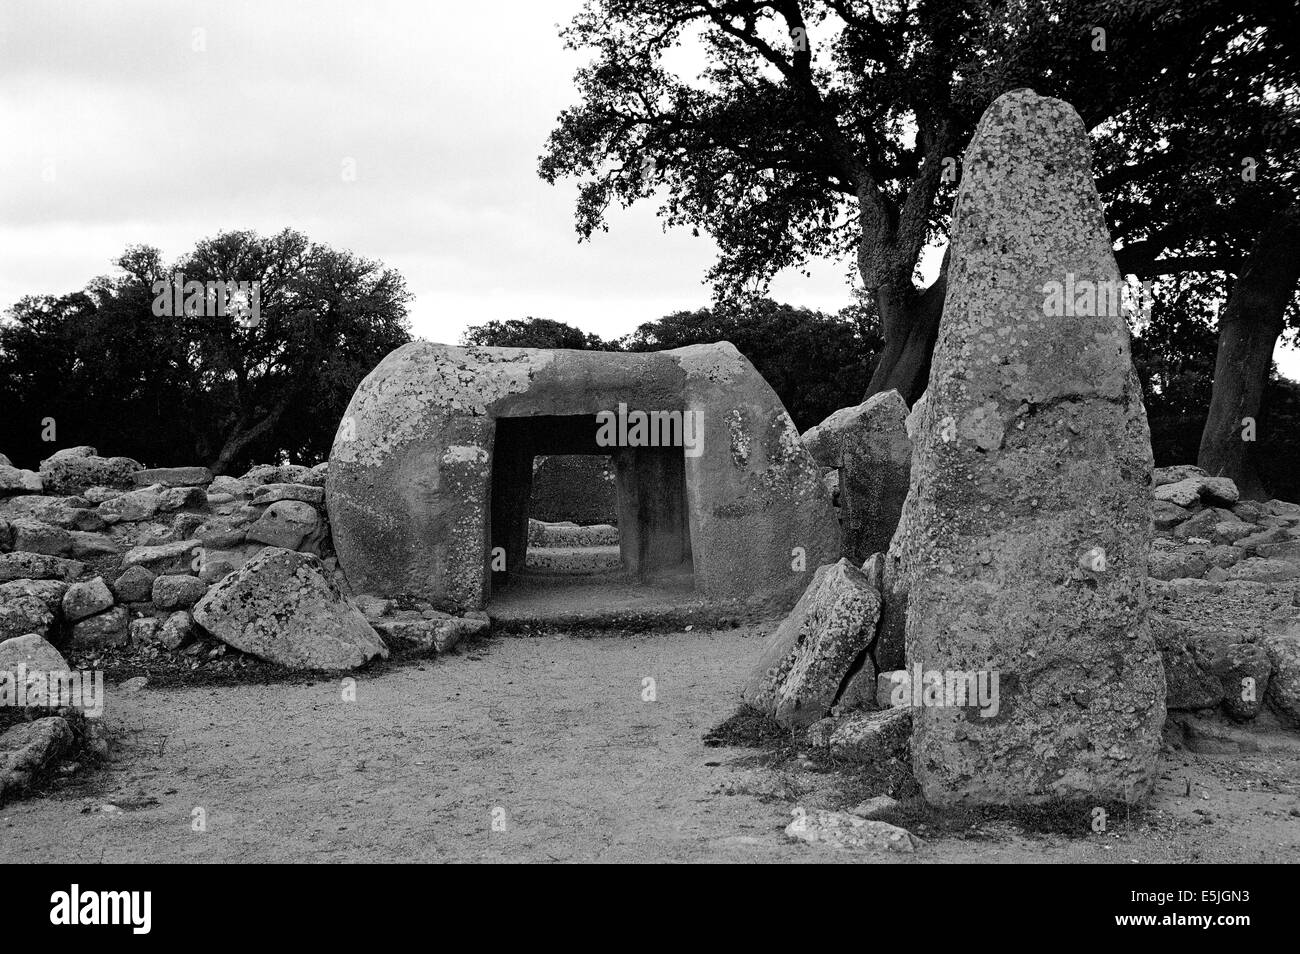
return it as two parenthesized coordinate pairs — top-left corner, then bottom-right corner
(133, 466), (213, 487)
(193, 547), (388, 671)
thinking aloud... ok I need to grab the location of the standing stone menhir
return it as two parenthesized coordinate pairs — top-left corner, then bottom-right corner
(891, 89), (1165, 806)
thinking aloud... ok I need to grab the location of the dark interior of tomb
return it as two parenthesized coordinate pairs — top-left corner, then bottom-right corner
(487, 415), (694, 600)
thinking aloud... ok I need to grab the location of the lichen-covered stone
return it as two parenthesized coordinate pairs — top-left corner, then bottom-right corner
(0, 633), (69, 677)
(151, 574), (208, 610)
(7, 518), (74, 557)
(0, 594), (55, 642)
(801, 390), (911, 563)
(111, 565), (156, 602)
(132, 466), (213, 487)
(784, 809), (920, 853)
(0, 465), (43, 495)
(0, 495), (104, 531)
(0, 717), (72, 800)
(0, 579), (68, 615)
(193, 547), (387, 670)
(828, 706), (911, 764)
(250, 483), (325, 506)
(1148, 550), (1208, 581)
(1262, 628), (1300, 727)
(96, 486), (164, 524)
(121, 539), (201, 576)
(0, 552), (84, 583)
(61, 577), (114, 623)
(246, 500), (323, 552)
(887, 90), (1165, 806)
(39, 450), (140, 495)
(741, 559), (880, 730)
(1226, 558), (1297, 583)
(1211, 643), (1271, 721)
(69, 606), (130, 648)
(157, 610), (196, 650)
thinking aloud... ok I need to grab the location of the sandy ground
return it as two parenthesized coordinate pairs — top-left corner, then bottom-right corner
(3, 626), (1299, 863)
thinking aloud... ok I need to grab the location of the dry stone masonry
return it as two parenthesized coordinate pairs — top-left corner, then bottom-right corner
(0, 449), (400, 678)
(327, 341), (839, 612)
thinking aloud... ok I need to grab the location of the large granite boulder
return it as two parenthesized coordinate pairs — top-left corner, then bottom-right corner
(193, 547), (388, 670)
(801, 390), (912, 564)
(888, 90), (1165, 807)
(742, 559), (880, 729)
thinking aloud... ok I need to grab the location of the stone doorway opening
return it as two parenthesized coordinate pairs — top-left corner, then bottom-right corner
(487, 415), (694, 604)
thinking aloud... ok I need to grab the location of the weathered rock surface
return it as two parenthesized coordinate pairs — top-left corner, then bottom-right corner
(849, 795), (900, 819)
(370, 614), (488, 653)
(1262, 628), (1300, 727)
(111, 565), (156, 602)
(133, 466), (213, 487)
(246, 500), (323, 551)
(1211, 643), (1272, 721)
(0, 495), (104, 531)
(61, 577), (115, 623)
(784, 809), (920, 853)
(251, 483), (325, 506)
(886, 90), (1165, 806)
(0, 579), (68, 615)
(39, 449), (140, 495)
(69, 606), (130, 649)
(742, 559), (880, 730)
(151, 574), (207, 610)
(0, 717), (72, 800)
(0, 552), (84, 583)
(0, 465), (43, 495)
(193, 547), (387, 670)
(157, 610), (196, 651)
(8, 518), (73, 556)
(828, 706), (911, 764)
(802, 390), (912, 564)
(0, 633), (70, 676)
(1226, 558), (1297, 583)
(122, 539), (200, 576)
(0, 595), (55, 642)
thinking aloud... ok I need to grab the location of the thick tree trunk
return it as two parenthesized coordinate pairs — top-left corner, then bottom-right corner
(211, 401), (290, 475)
(863, 248), (950, 405)
(1198, 205), (1300, 499)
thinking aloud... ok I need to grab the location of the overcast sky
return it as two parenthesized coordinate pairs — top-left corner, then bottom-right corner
(0, 0), (864, 348)
(2, 0), (1294, 376)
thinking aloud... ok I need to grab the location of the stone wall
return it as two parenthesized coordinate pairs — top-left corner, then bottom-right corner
(0, 447), (335, 659)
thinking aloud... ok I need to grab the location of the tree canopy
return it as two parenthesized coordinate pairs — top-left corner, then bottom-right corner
(0, 230), (412, 474)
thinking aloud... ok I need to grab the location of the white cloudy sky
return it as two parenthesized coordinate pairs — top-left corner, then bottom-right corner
(1, 0), (1293, 376)
(0, 0), (863, 347)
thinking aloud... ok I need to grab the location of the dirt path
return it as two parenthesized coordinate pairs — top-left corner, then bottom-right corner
(3, 627), (1299, 863)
